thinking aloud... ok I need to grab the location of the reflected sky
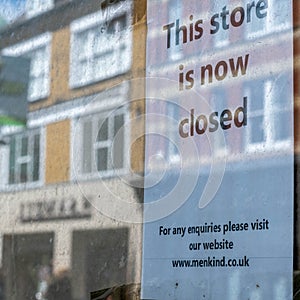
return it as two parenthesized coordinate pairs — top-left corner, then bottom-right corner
(0, 0), (25, 24)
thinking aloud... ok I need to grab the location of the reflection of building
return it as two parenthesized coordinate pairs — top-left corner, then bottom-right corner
(0, 0), (146, 299)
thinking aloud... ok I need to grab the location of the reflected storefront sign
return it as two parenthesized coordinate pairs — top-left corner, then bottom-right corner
(20, 197), (92, 222)
(142, 0), (294, 299)
(0, 181), (142, 300)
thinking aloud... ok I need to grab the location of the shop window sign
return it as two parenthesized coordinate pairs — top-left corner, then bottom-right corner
(142, 0), (294, 299)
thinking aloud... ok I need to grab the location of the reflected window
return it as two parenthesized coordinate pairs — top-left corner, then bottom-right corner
(211, 2), (229, 48)
(167, 0), (183, 61)
(166, 100), (180, 163)
(26, 0), (54, 18)
(2, 33), (52, 102)
(75, 108), (127, 178)
(69, 2), (132, 88)
(211, 88), (228, 156)
(245, 74), (292, 151)
(8, 129), (41, 185)
(213, 24), (229, 48)
(245, 0), (290, 38)
(245, 4), (267, 38)
(269, 1), (291, 31)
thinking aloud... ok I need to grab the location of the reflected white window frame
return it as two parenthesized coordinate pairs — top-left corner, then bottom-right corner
(245, 80), (292, 153)
(2, 33), (52, 102)
(210, 89), (229, 157)
(79, 108), (128, 175)
(70, 85), (130, 181)
(25, 0), (54, 18)
(167, 0), (183, 61)
(69, 1), (133, 88)
(165, 99), (180, 164)
(213, 29), (230, 49)
(267, 0), (291, 32)
(0, 126), (45, 191)
(245, 0), (290, 39)
(211, 2), (230, 49)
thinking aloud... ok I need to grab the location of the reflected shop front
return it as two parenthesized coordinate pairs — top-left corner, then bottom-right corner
(0, 0), (299, 300)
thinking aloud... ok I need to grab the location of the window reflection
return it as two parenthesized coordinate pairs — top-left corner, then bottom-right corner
(245, 74), (292, 151)
(2, 33), (51, 102)
(8, 129), (41, 185)
(70, 5), (132, 88)
(79, 108), (126, 174)
(0, 0), (142, 299)
(26, 0), (54, 18)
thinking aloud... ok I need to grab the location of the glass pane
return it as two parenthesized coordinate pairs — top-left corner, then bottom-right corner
(114, 114), (124, 136)
(248, 80), (265, 111)
(21, 136), (28, 156)
(273, 111), (290, 141)
(9, 137), (16, 184)
(31, 48), (44, 76)
(113, 114), (124, 169)
(20, 163), (27, 183)
(250, 116), (265, 143)
(82, 121), (92, 173)
(108, 14), (127, 34)
(97, 147), (108, 171)
(97, 118), (108, 141)
(93, 28), (104, 54)
(33, 134), (40, 181)
(271, 1), (290, 29)
(272, 74), (291, 111)
(76, 31), (89, 59)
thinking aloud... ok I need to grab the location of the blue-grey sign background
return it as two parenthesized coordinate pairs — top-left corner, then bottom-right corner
(142, 0), (294, 299)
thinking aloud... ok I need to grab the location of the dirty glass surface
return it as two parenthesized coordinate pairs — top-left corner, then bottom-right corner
(142, 0), (294, 299)
(0, 0), (298, 300)
(0, 1), (144, 299)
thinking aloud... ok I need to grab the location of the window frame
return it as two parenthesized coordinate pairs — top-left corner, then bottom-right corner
(2, 33), (52, 103)
(245, 0), (291, 39)
(245, 78), (292, 153)
(0, 126), (45, 191)
(69, 0), (133, 88)
(167, 0), (184, 62)
(70, 84), (130, 182)
(82, 108), (127, 174)
(209, 88), (229, 157)
(25, 0), (54, 18)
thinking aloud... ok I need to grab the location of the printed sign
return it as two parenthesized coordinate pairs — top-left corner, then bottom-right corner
(142, 0), (293, 299)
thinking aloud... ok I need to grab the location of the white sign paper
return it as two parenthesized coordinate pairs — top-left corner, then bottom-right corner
(142, 0), (294, 299)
